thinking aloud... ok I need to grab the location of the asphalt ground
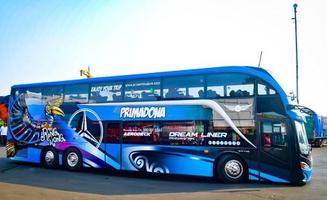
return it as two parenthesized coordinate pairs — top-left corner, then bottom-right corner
(0, 146), (326, 200)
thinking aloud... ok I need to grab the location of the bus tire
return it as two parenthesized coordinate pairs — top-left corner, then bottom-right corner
(216, 154), (246, 183)
(315, 140), (322, 148)
(41, 147), (59, 169)
(63, 148), (82, 171)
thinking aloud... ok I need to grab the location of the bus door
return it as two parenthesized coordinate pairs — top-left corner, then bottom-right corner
(257, 119), (292, 183)
(104, 122), (122, 170)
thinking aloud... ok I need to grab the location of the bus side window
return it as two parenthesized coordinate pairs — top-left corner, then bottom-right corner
(226, 74), (254, 97)
(13, 88), (27, 98)
(122, 122), (160, 144)
(163, 76), (204, 99)
(90, 82), (123, 103)
(42, 86), (64, 102)
(64, 84), (89, 103)
(124, 79), (161, 101)
(25, 88), (42, 99)
(159, 121), (205, 146)
(258, 83), (276, 96)
(104, 122), (120, 143)
(262, 122), (287, 148)
(207, 73), (254, 98)
(261, 121), (288, 161)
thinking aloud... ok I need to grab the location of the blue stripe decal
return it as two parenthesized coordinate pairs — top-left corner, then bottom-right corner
(249, 174), (259, 181)
(83, 158), (101, 168)
(259, 172), (289, 183)
(249, 168), (259, 176)
(249, 168), (289, 183)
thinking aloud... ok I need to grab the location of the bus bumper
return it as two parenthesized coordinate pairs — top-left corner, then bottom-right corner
(301, 162), (312, 183)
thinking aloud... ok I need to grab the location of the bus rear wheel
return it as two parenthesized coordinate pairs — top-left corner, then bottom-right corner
(63, 148), (83, 171)
(41, 147), (59, 169)
(216, 155), (246, 183)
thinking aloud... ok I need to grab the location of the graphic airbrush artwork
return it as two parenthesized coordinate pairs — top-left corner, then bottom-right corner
(9, 93), (65, 146)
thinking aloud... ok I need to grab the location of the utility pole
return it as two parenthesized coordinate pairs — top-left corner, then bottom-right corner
(293, 3), (299, 104)
(258, 51), (263, 67)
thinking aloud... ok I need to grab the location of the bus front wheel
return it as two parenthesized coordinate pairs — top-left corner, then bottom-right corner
(63, 148), (83, 171)
(41, 147), (59, 169)
(216, 154), (246, 183)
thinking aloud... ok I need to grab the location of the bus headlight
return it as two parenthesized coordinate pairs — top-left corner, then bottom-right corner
(300, 162), (310, 170)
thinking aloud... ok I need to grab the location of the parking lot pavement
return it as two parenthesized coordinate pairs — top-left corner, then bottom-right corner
(0, 146), (326, 200)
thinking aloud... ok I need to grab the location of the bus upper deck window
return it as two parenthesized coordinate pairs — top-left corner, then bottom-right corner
(207, 73), (254, 98)
(163, 75), (204, 99)
(258, 83), (276, 96)
(64, 84), (89, 103)
(124, 79), (161, 101)
(90, 82), (123, 103)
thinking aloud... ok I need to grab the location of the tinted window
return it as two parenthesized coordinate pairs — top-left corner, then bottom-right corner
(64, 84), (89, 103)
(90, 82), (122, 103)
(42, 86), (64, 102)
(104, 122), (120, 143)
(207, 120), (256, 147)
(163, 75), (204, 99)
(257, 96), (285, 115)
(207, 73), (254, 98)
(122, 122), (161, 144)
(262, 122), (287, 147)
(13, 88), (43, 111)
(258, 82), (276, 96)
(207, 74), (226, 98)
(262, 121), (288, 161)
(124, 79), (161, 101)
(24, 87), (42, 99)
(226, 74), (254, 97)
(15, 88), (25, 95)
(160, 121), (205, 146)
(13, 88), (42, 104)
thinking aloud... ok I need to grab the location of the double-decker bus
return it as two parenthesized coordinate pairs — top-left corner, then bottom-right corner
(6, 66), (312, 184)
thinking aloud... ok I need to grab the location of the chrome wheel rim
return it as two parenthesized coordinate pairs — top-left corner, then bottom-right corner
(67, 152), (79, 167)
(45, 151), (55, 164)
(224, 159), (243, 179)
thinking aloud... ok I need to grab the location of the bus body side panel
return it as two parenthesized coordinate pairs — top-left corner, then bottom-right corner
(9, 147), (41, 163)
(121, 145), (215, 177)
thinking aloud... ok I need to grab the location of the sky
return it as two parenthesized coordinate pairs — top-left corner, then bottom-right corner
(0, 0), (327, 115)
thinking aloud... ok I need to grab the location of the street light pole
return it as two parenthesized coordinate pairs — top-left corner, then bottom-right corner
(293, 3), (299, 104)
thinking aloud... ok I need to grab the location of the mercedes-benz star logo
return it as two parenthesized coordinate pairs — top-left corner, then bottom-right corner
(68, 108), (103, 148)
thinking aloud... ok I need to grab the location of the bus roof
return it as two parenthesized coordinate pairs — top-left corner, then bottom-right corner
(12, 66), (274, 88)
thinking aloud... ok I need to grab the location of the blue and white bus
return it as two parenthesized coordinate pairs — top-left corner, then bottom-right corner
(6, 66), (312, 184)
(301, 108), (327, 147)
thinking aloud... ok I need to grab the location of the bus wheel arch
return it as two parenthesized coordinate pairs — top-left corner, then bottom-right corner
(63, 147), (83, 171)
(40, 146), (59, 169)
(213, 152), (248, 183)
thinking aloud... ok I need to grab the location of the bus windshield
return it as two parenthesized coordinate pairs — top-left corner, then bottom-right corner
(295, 121), (310, 155)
